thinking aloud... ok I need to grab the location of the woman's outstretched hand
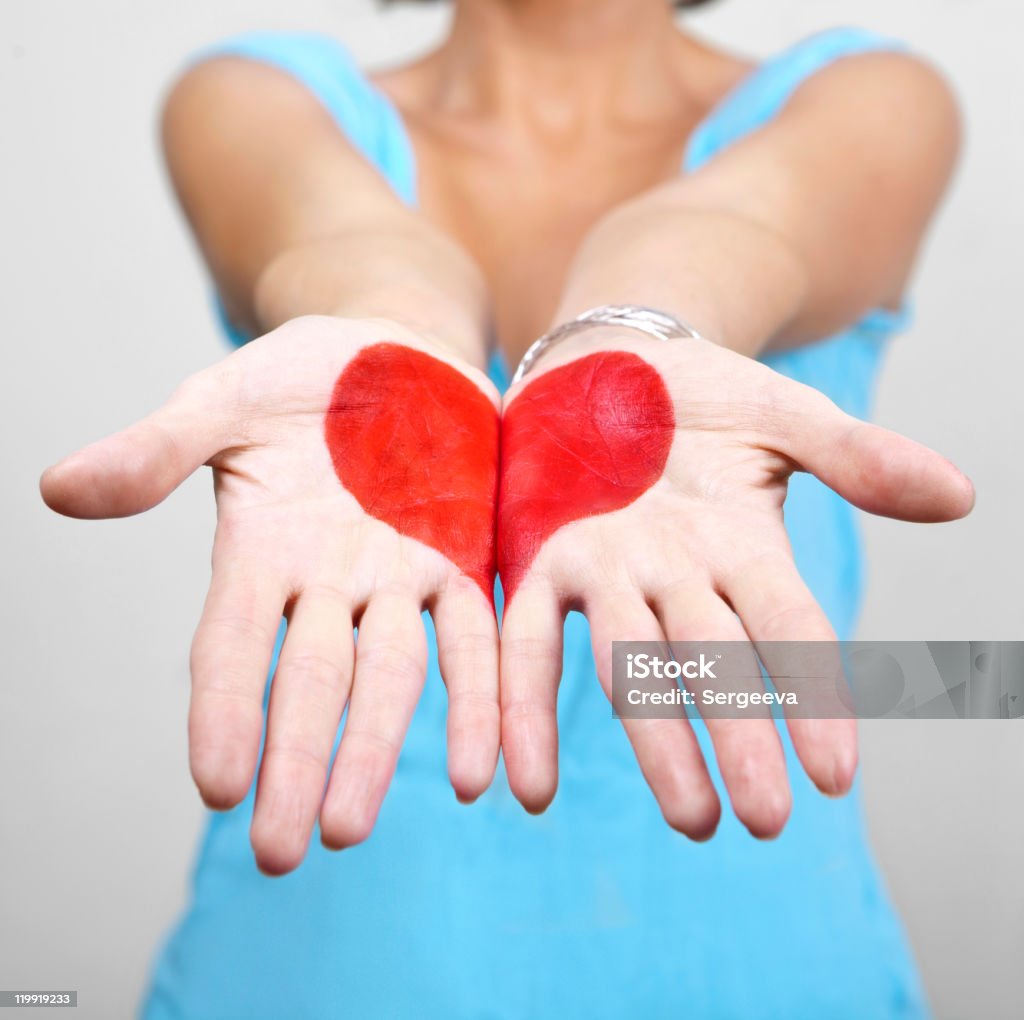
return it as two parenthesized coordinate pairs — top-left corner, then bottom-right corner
(42, 316), (975, 858)
(497, 332), (974, 840)
(41, 316), (501, 874)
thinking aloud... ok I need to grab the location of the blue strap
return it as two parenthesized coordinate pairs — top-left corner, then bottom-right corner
(685, 27), (908, 171)
(195, 31), (416, 206)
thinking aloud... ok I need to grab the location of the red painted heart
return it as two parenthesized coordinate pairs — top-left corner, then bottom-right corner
(498, 351), (675, 602)
(324, 343), (499, 598)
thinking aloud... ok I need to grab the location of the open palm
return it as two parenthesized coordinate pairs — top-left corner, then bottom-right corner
(41, 315), (501, 874)
(497, 333), (974, 840)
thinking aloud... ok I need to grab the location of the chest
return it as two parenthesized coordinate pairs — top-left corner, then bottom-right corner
(403, 119), (696, 359)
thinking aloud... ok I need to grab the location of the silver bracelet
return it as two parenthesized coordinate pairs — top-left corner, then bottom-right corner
(511, 304), (709, 384)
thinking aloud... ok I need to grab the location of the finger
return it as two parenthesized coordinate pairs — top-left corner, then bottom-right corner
(654, 582), (790, 839)
(320, 592), (427, 849)
(587, 590), (721, 841)
(776, 383), (974, 523)
(40, 366), (236, 519)
(431, 578), (500, 804)
(723, 547), (857, 796)
(250, 588), (354, 876)
(499, 581), (564, 814)
(189, 555), (285, 811)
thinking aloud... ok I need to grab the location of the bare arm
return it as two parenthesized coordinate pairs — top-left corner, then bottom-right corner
(42, 54), (507, 873)
(554, 52), (961, 354)
(162, 56), (490, 366)
(497, 52), (972, 835)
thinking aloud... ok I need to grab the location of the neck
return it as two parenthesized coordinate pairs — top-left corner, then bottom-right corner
(433, 0), (694, 130)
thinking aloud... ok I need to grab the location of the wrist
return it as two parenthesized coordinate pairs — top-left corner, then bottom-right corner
(512, 305), (714, 384)
(550, 291), (727, 355)
(313, 315), (500, 404)
(253, 241), (490, 369)
(327, 287), (487, 368)
(556, 199), (807, 358)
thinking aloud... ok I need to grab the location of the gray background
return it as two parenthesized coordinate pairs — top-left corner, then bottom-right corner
(2, 1), (1020, 1017)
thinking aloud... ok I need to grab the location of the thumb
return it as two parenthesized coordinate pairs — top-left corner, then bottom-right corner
(40, 366), (237, 519)
(778, 384), (975, 523)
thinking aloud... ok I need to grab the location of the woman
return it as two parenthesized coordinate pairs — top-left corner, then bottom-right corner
(41, 0), (974, 1016)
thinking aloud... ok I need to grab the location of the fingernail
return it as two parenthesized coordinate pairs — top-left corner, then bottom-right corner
(828, 750), (857, 796)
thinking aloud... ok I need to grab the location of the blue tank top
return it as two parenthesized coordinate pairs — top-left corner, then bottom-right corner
(143, 27), (929, 1020)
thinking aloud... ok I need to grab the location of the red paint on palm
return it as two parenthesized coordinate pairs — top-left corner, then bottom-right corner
(325, 343), (499, 598)
(498, 351), (675, 602)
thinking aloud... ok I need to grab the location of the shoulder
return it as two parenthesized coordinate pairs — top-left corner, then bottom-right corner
(162, 31), (366, 126)
(780, 40), (961, 155)
(182, 30), (359, 79)
(161, 32), (377, 168)
(683, 27), (960, 175)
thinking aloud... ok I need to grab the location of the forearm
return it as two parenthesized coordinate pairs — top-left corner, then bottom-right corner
(553, 192), (809, 358)
(253, 219), (490, 368)
(163, 57), (491, 368)
(554, 54), (960, 358)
